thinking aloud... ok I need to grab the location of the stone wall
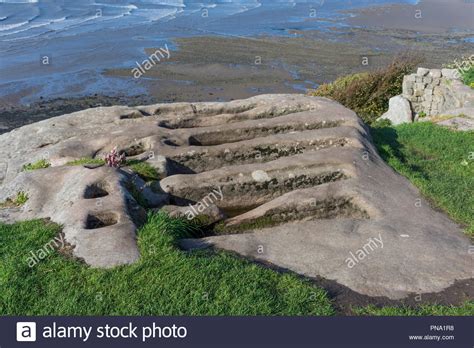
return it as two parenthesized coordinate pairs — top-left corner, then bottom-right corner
(402, 68), (474, 117)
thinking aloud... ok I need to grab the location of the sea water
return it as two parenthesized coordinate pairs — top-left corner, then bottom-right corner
(0, 0), (420, 102)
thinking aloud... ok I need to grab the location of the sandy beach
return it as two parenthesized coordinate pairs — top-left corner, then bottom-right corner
(1, 0), (473, 134)
(348, 0), (474, 33)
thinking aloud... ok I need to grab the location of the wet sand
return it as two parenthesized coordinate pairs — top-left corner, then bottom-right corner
(107, 0), (473, 97)
(106, 25), (472, 97)
(1, 0), (473, 134)
(348, 0), (474, 33)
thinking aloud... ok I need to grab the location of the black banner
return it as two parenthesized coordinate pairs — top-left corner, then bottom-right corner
(1, 316), (472, 347)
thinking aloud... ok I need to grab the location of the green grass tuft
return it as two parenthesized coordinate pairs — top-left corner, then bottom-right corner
(22, 159), (50, 171)
(371, 122), (474, 235)
(0, 191), (29, 208)
(0, 212), (334, 315)
(14, 191), (29, 206)
(460, 66), (474, 87)
(65, 157), (105, 166)
(126, 160), (159, 182)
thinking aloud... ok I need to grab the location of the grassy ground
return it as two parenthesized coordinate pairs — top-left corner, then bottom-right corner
(0, 213), (333, 316)
(353, 302), (474, 316)
(1, 211), (471, 316)
(370, 122), (474, 236)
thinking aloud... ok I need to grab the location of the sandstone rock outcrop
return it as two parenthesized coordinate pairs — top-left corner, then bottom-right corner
(0, 94), (472, 299)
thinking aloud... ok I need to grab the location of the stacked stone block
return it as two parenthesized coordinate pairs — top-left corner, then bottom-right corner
(402, 68), (465, 117)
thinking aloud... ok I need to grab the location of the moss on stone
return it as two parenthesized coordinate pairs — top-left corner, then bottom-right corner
(0, 191), (29, 208)
(22, 159), (50, 171)
(65, 158), (106, 166)
(126, 160), (159, 182)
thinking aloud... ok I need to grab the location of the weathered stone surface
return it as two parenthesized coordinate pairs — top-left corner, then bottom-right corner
(429, 69), (442, 78)
(441, 68), (461, 80)
(417, 68), (430, 77)
(424, 94), (433, 102)
(437, 117), (474, 131)
(435, 107), (474, 131)
(161, 203), (225, 224)
(422, 76), (433, 84)
(399, 68), (474, 118)
(172, 96), (472, 300)
(147, 155), (170, 179)
(442, 107), (474, 118)
(0, 94), (472, 299)
(402, 76), (415, 97)
(378, 96), (413, 125)
(0, 95), (344, 267)
(0, 166), (144, 267)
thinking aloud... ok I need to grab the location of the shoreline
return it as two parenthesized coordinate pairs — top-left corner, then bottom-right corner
(1, 0), (473, 134)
